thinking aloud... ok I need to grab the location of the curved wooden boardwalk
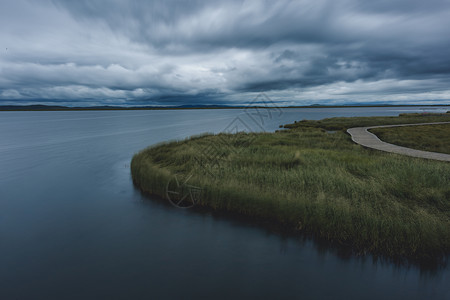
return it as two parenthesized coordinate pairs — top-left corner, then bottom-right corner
(347, 122), (450, 162)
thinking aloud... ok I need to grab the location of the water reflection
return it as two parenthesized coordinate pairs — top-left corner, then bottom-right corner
(0, 107), (449, 299)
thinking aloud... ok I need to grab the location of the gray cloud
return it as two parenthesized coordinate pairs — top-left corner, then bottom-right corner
(1, 0), (450, 106)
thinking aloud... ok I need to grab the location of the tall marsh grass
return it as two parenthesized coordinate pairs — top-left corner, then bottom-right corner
(131, 116), (450, 262)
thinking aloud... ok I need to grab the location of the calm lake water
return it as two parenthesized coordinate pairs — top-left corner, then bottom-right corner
(1, 107), (449, 299)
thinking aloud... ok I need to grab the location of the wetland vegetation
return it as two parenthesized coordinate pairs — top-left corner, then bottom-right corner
(131, 112), (450, 263)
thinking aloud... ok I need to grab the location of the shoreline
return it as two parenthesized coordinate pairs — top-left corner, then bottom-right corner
(130, 113), (450, 264)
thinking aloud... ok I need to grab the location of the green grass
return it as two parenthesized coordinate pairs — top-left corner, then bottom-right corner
(371, 124), (450, 155)
(131, 113), (450, 263)
(283, 112), (450, 131)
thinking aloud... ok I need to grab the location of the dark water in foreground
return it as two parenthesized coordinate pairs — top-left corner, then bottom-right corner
(0, 107), (449, 299)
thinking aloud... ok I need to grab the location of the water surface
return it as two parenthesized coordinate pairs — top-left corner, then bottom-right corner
(1, 107), (449, 299)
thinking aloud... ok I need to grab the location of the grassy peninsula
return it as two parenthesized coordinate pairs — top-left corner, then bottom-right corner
(131, 113), (450, 263)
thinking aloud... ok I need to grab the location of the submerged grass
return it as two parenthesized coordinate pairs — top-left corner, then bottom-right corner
(131, 113), (450, 263)
(371, 124), (450, 155)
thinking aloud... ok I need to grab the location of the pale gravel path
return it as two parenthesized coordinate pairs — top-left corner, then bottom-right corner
(346, 122), (450, 162)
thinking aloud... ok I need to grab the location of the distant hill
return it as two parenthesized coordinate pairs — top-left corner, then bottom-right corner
(0, 104), (449, 111)
(0, 104), (234, 111)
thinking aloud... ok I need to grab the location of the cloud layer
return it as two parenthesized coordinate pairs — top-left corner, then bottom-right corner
(1, 0), (450, 106)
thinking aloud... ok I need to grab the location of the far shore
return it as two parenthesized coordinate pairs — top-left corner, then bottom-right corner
(1, 104), (449, 111)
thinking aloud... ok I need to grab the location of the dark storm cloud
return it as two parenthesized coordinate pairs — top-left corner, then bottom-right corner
(1, 0), (450, 106)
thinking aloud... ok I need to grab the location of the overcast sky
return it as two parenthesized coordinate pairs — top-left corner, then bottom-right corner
(1, 0), (450, 106)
